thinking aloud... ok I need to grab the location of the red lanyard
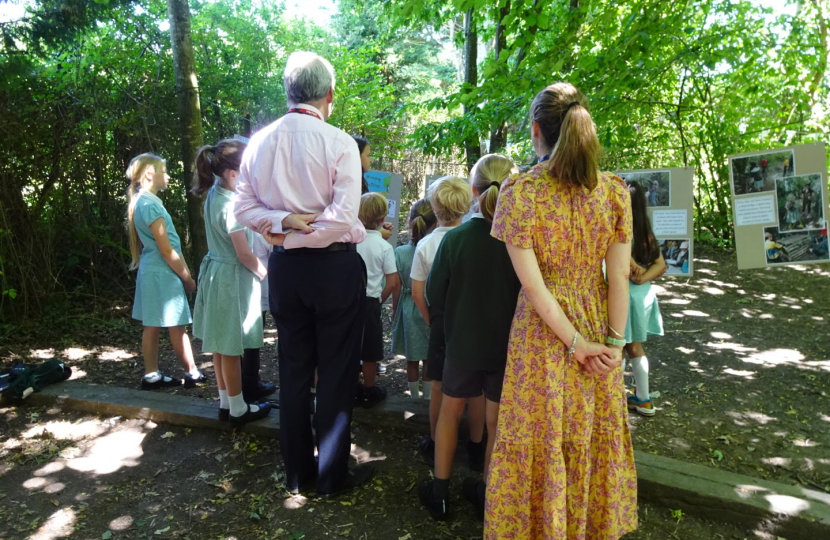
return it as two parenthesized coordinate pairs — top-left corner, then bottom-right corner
(287, 107), (322, 120)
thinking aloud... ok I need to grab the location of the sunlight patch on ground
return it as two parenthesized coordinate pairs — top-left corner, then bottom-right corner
(762, 457), (792, 467)
(68, 367), (88, 380)
(28, 507), (76, 540)
(681, 309), (708, 317)
(350, 443), (387, 464)
(726, 411), (776, 425)
(676, 347), (695, 354)
(31, 349), (56, 359)
(264, 336), (277, 345)
(706, 341), (757, 354)
(696, 268), (718, 275)
(743, 348), (804, 368)
(97, 348), (135, 361)
(722, 368), (756, 379)
(665, 298), (691, 305)
(819, 413), (830, 422)
(791, 439), (818, 448)
(711, 331), (732, 339)
(62, 347), (93, 360)
(22, 420), (106, 441)
(67, 428), (147, 475)
(765, 493), (810, 516)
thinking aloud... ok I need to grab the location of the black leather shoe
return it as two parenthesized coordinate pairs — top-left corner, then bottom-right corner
(419, 480), (450, 520)
(362, 385), (387, 409)
(218, 408), (229, 421)
(317, 463), (376, 499)
(141, 373), (182, 390)
(229, 402), (272, 426)
(183, 371), (207, 388)
(242, 381), (277, 402)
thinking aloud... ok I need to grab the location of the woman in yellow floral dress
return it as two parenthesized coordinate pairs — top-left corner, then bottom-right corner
(486, 82), (637, 539)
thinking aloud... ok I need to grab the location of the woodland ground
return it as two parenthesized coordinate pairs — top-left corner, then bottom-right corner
(1, 244), (829, 538)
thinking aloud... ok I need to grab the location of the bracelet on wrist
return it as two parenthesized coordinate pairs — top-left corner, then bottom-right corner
(605, 336), (626, 347)
(607, 324), (624, 339)
(568, 331), (580, 359)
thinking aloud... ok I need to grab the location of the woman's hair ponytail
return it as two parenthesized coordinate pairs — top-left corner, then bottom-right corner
(470, 154), (518, 222)
(408, 198), (437, 246)
(124, 153), (164, 270)
(191, 139), (247, 196)
(530, 82), (600, 190)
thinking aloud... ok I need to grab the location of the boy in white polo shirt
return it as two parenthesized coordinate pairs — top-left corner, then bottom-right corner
(356, 193), (400, 408)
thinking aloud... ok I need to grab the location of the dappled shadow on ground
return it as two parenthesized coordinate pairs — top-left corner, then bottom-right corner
(1, 406), (751, 540)
(629, 246), (830, 494)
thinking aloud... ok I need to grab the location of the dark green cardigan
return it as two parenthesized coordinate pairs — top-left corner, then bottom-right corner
(426, 217), (521, 371)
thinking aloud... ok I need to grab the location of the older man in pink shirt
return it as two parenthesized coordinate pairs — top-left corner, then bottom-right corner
(234, 51), (372, 498)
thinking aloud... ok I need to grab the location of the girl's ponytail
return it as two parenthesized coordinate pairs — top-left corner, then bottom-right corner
(408, 198), (437, 246)
(124, 153), (165, 270)
(191, 145), (217, 196)
(191, 139), (247, 196)
(530, 83), (600, 190)
(470, 153), (518, 222)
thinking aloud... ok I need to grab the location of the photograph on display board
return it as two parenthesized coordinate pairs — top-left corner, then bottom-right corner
(730, 149), (794, 197)
(763, 225), (829, 264)
(775, 173), (824, 232)
(659, 239), (690, 275)
(618, 171), (671, 207)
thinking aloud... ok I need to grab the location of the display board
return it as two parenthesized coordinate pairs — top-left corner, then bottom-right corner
(728, 143), (828, 269)
(616, 167), (695, 277)
(364, 170), (403, 246)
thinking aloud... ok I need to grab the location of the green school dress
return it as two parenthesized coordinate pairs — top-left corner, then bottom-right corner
(625, 281), (664, 343)
(193, 185), (263, 356)
(131, 191), (192, 327)
(391, 243), (430, 361)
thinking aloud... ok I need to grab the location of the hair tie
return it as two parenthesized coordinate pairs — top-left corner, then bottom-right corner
(566, 101), (581, 112)
(489, 181), (501, 190)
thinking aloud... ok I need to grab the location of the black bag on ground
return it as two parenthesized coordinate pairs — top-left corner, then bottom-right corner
(0, 360), (72, 400)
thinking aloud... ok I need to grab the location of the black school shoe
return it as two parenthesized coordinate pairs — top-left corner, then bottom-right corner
(362, 385), (387, 408)
(140, 373), (182, 390)
(184, 371), (207, 388)
(229, 401), (272, 426)
(317, 463), (376, 499)
(462, 477), (486, 521)
(419, 480), (450, 520)
(376, 362), (387, 374)
(467, 438), (486, 473)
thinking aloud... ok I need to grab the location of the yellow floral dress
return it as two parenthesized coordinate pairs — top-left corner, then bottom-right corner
(486, 165), (637, 539)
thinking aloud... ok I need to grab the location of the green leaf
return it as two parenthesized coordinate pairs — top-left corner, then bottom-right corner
(102, 531), (113, 540)
(713, 449), (724, 462)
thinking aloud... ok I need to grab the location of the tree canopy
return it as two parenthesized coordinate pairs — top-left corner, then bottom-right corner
(0, 0), (827, 320)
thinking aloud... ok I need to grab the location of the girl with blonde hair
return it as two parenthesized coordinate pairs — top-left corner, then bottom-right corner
(126, 153), (204, 390)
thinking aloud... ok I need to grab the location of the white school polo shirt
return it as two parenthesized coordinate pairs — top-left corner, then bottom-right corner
(410, 226), (456, 282)
(356, 230), (397, 299)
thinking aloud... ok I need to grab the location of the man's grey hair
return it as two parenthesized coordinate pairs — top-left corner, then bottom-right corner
(283, 52), (336, 105)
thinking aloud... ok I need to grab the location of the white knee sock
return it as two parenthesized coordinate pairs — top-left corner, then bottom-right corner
(630, 356), (650, 401)
(218, 389), (229, 409)
(408, 381), (421, 399)
(229, 393), (259, 417)
(422, 382), (432, 400)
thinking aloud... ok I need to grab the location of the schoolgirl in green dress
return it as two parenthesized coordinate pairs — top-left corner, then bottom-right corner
(391, 200), (436, 400)
(126, 154), (204, 390)
(192, 140), (271, 426)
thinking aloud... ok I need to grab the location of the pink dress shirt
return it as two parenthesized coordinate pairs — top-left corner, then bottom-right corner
(234, 103), (366, 249)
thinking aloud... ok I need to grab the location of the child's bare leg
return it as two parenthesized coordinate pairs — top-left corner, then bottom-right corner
(429, 381), (442, 440)
(214, 353), (225, 391)
(434, 395), (466, 480)
(142, 326), (161, 374)
(168, 325), (196, 372)
(484, 399), (500, 478)
(221, 355), (242, 397)
(422, 362), (432, 399)
(467, 394), (485, 444)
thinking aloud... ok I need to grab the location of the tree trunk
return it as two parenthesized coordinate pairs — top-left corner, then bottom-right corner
(463, 9), (480, 172)
(167, 0), (207, 266)
(488, 2), (510, 153)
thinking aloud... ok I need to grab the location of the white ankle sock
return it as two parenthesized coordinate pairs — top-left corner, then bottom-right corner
(188, 367), (201, 378)
(218, 389), (229, 409)
(143, 371), (162, 383)
(422, 382), (432, 400)
(229, 393), (258, 417)
(408, 381), (421, 399)
(630, 356), (650, 401)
